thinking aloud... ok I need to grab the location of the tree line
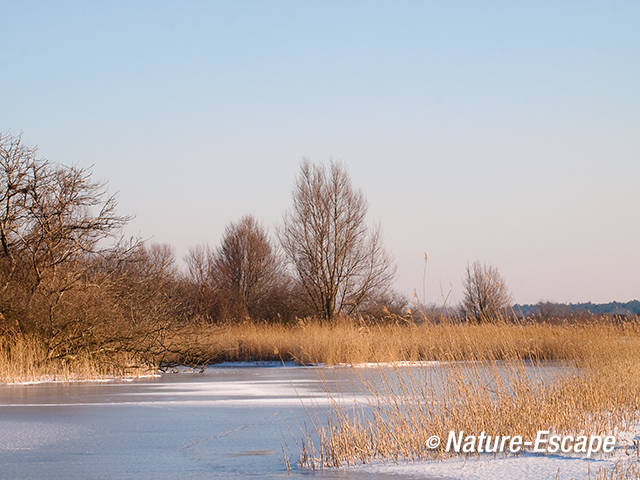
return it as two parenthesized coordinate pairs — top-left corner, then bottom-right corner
(0, 132), (514, 364)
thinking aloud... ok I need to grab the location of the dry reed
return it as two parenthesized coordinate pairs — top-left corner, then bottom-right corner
(0, 332), (154, 383)
(3, 316), (639, 385)
(293, 318), (640, 473)
(167, 316), (640, 366)
(299, 356), (640, 469)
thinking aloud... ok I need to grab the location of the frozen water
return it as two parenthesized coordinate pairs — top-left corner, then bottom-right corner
(0, 362), (593, 479)
(0, 364), (420, 479)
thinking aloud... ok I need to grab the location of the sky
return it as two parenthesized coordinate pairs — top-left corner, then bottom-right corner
(2, 1), (638, 305)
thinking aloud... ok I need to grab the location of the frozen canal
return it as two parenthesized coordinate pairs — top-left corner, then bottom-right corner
(0, 364), (420, 480)
(0, 362), (571, 479)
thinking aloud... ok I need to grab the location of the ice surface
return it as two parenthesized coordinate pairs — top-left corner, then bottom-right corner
(1, 363), (636, 480)
(0, 364), (388, 479)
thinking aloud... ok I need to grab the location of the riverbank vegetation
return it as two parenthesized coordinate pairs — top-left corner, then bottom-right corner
(2, 316), (639, 383)
(1, 132), (638, 383)
(297, 331), (640, 472)
(165, 316), (640, 366)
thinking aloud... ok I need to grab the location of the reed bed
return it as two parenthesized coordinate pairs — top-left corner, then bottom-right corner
(299, 355), (640, 469)
(2, 316), (639, 383)
(168, 316), (640, 366)
(596, 463), (640, 480)
(0, 332), (154, 384)
(293, 318), (640, 476)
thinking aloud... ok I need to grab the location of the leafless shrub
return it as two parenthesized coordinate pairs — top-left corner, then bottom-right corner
(462, 261), (512, 322)
(183, 243), (218, 318)
(532, 301), (572, 321)
(213, 215), (288, 320)
(357, 290), (409, 321)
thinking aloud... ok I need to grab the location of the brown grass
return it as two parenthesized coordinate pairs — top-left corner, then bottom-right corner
(0, 332), (155, 384)
(2, 315), (639, 384)
(299, 355), (640, 469)
(292, 318), (640, 472)
(167, 316), (640, 366)
(596, 463), (640, 480)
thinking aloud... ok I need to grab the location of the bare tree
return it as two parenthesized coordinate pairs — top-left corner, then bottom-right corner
(0, 133), (129, 332)
(182, 243), (239, 322)
(185, 244), (215, 289)
(462, 261), (512, 322)
(214, 215), (285, 319)
(0, 133), (187, 372)
(279, 160), (395, 320)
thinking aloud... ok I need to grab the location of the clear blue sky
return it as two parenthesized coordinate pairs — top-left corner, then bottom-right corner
(2, 1), (638, 304)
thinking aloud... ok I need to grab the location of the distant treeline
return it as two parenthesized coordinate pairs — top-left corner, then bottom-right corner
(514, 300), (640, 317)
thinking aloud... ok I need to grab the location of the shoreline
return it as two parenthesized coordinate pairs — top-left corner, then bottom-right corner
(0, 359), (469, 385)
(1, 373), (162, 386)
(0, 358), (575, 385)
